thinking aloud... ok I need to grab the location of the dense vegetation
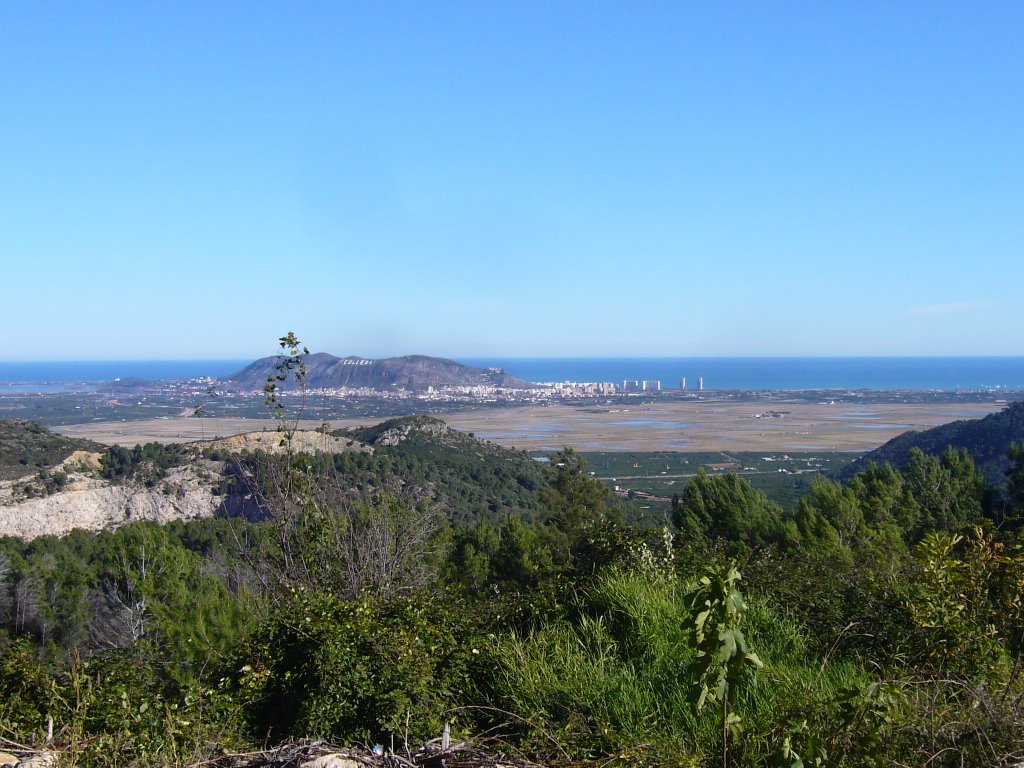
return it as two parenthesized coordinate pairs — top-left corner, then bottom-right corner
(223, 417), (548, 530)
(99, 443), (190, 485)
(2, 389), (1024, 765)
(0, 419), (102, 481)
(580, 450), (856, 512)
(837, 399), (1024, 486)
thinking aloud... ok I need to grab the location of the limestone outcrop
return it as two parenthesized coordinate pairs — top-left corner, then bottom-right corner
(0, 462), (263, 540)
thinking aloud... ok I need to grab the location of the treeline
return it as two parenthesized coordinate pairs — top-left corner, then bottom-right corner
(240, 424), (547, 528)
(98, 443), (189, 485)
(673, 445), (1005, 554)
(837, 399), (1024, 486)
(1, 438), (1023, 766)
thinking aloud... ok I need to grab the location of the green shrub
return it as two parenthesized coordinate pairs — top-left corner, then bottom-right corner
(0, 641), (243, 768)
(483, 571), (699, 760)
(0, 637), (53, 740)
(231, 589), (482, 745)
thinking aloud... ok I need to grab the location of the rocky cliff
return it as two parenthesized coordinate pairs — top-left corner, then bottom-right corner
(0, 462), (264, 540)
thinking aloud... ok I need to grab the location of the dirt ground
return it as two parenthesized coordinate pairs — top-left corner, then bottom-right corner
(55, 401), (1004, 453)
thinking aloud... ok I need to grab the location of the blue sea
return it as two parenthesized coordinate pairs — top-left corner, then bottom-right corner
(0, 360), (249, 392)
(1, 357), (1023, 392)
(461, 357), (1024, 392)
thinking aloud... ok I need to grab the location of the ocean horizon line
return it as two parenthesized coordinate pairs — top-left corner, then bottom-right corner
(3, 356), (1024, 392)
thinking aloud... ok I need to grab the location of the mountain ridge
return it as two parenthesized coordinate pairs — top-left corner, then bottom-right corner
(834, 399), (1024, 486)
(222, 352), (535, 392)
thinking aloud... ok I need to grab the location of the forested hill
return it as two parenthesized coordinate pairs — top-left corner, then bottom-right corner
(222, 352), (534, 391)
(834, 399), (1024, 485)
(0, 419), (104, 481)
(306, 416), (548, 525)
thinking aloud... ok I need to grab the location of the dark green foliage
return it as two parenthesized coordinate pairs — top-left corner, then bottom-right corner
(3, 401), (1024, 766)
(448, 516), (561, 594)
(444, 451), (642, 626)
(0, 637), (53, 737)
(902, 527), (1024, 681)
(580, 450), (856, 514)
(539, 449), (617, 534)
(900, 447), (986, 537)
(99, 442), (188, 484)
(244, 417), (547, 527)
(1003, 442), (1024, 527)
(0, 521), (259, 671)
(836, 399), (1024, 487)
(273, 491), (449, 599)
(0, 640), (244, 766)
(538, 449), (636, 575)
(746, 549), (924, 667)
(56, 646), (241, 765)
(231, 589), (481, 745)
(0, 419), (102, 481)
(18, 467), (70, 498)
(672, 470), (796, 552)
(788, 447), (987, 566)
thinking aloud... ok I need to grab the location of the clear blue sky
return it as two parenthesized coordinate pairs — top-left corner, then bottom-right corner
(3, 2), (1022, 360)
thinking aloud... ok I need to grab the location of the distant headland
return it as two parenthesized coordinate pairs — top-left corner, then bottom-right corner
(221, 353), (535, 392)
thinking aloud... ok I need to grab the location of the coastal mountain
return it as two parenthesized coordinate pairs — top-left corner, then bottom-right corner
(222, 353), (535, 392)
(834, 399), (1024, 486)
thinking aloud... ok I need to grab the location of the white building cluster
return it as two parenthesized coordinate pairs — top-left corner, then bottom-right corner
(621, 380), (661, 392)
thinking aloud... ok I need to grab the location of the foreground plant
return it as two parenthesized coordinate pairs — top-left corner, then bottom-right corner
(686, 563), (763, 768)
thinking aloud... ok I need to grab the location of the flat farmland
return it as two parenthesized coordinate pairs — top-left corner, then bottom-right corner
(440, 401), (1001, 452)
(55, 400), (1004, 452)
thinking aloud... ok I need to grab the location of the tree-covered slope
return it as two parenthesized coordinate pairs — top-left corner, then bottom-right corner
(0, 419), (105, 481)
(834, 399), (1024, 486)
(327, 416), (548, 525)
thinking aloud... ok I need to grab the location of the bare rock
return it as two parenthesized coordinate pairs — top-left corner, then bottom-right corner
(0, 464), (259, 540)
(16, 751), (56, 768)
(301, 754), (369, 768)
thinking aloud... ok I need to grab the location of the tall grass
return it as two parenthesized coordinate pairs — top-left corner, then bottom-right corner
(484, 569), (871, 765)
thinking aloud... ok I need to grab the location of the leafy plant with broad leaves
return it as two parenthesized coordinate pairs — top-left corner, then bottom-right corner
(263, 331), (310, 445)
(685, 563), (763, 768)
(775, 719), (827, 768)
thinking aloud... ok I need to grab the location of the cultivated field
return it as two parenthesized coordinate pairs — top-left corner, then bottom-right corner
(55, 400), (1004, 452)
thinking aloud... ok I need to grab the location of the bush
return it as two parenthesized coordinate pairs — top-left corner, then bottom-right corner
(0, 637), (53, 740)
(0, 641), (243, 767)
(230, 589), (483, 745)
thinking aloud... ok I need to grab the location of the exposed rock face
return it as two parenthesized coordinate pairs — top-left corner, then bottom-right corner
(374, 418), (448, 446)
(197, 430), (372, 455)
(0, 463), (264, 540)
(0, 427), (379, 540)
